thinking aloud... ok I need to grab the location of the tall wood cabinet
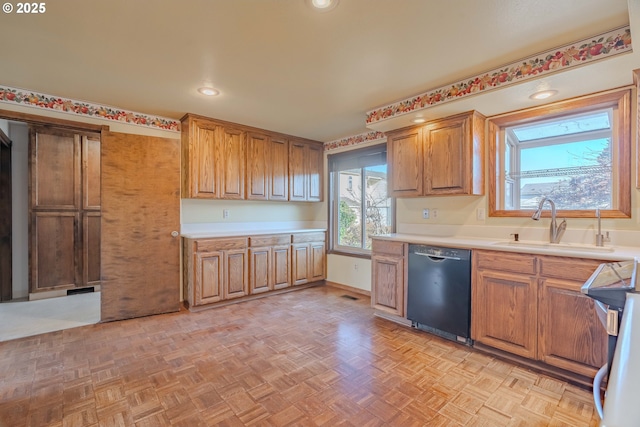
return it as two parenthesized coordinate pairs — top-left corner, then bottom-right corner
(387, 111), (485, 197)
(472, 250), (609, 378)
(29, 127), (101, 293)
(181, 114), (322, 202)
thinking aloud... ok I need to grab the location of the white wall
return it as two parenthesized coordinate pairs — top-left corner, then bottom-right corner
(9, 121), (28, 298)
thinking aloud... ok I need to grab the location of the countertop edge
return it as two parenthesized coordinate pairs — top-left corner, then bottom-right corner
(181, 228), (327, 239)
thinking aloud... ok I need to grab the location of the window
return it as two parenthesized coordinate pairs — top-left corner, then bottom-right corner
(328, 144), (393, 254)
(489, 89), (631, 218)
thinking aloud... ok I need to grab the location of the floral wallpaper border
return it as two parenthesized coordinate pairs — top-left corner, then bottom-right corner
(324, 130), (386, 151)
(366, 26), (632, 125)
(0, 85), (181, 132)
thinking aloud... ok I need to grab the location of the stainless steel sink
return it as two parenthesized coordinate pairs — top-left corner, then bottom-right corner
(491, 240), (615, 253)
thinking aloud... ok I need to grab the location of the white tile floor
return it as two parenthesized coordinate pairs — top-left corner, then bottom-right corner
(0, 292), (100, 341)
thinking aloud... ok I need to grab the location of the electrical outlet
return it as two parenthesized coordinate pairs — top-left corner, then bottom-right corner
(354, 263), (359, 271)
(432, 209), (438, 219)
(223, 209), (229, 219)
(422, 209), (430, 219)
(476, 208), (486, 221)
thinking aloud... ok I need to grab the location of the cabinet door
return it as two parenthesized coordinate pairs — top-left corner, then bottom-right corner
(196, 251), (224, 305)
(424, 116), (467, 194)
(83, 211), (101, 286)
(472, 269), (537, 359)
(309, 241), (326, 281)
(538, 278), (607, 376)
(30, 128), (80, 210)
(224, 249), (248, 299)
(247, 133), (269, 201)
(191, 121), (219, 198)
(387, 128), (422, 197)
(272, 244), (291, 290)
(249, 247), (271, 294)
(270, 137), (289, 201)
(307, 144), (323, 202)
(219, 127), (245, 200)
(291, 243), (309, 285)
(371, 254), (404, 317)
(82, 135), (101, 210)
(289, 141), (307, 201)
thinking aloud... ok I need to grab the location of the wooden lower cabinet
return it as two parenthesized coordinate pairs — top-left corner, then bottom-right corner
(184, 231), (324, 308)
(472, 250), (609, 378)
(371, 240), (406, 317)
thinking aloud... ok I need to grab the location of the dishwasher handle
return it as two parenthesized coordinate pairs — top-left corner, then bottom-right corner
(412, 252), (461, 261)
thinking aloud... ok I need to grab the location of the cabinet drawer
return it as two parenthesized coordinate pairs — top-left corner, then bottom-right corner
(292, 232), (325, 243)
(195, 237), (247, 252)
(249, 234), (290, 247)
(372, 240), (405, 257)
(475, 250), (536, 275)
(539, 256), (605, 282)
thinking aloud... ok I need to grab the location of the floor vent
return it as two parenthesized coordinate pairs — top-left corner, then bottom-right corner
(341, 295), (358, 301)
(67, 287), (95, 295)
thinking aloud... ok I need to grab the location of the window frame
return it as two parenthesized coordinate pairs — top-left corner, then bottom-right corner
(328, 143), (394, 257)
(488, 88), (631, 219)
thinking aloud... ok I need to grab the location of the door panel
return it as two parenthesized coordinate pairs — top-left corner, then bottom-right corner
(308, 144), (323, 202)
(101, 131), (180, 322)
(197, 252), (223, 304)
(247, 133), (269, 200)
(82, 135), (101, 210)
(32, 212), (79, 291)
(249, 247), (271, 294)
(270, 137), (288, 201)
(83, 212), (101, 286)
(272, 244), (290, 289)
(289, 141), (307, 201)
(224, 249), (248, 299)
(220, 127), (245, 199)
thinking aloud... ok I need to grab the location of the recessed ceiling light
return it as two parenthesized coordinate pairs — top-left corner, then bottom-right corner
(412, 118), (426, 124)
(307, 0), (339, 11)
(529, 90), (557, 100)
(197, 87), (220, 96)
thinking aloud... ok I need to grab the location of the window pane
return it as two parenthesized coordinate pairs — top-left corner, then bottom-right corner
(518, 139), (611, 209)
(337, 169), (362, 248)
(364, 165), (391, 250)
(512, 111), (610, 141)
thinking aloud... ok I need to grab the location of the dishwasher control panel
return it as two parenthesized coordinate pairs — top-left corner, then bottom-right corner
(409, 244), (470, 260)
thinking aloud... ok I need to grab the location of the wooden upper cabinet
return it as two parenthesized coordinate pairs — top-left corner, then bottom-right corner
(289, 139), (324, 202)
(219, 127), (245, 200)
(181, 114), (321, 202)
(270, 137), (289, 201)
(387, 111), (485, 197)
(246, 132), (269, 201)
(387, 127), (422, 197)
(30, 128), (81, 210)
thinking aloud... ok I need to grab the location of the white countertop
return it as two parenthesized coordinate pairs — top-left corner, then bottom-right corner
(373, 233), (640, 261)
(601, 292), (640, 427)
(181, 228), (326, 239)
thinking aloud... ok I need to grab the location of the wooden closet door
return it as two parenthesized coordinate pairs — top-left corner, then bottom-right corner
(101, 131), (180, 322)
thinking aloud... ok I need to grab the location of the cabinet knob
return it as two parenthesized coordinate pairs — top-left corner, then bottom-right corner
(171, 231), (179, 237)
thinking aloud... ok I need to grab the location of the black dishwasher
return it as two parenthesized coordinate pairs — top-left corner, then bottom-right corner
(407, 244), (472, 344)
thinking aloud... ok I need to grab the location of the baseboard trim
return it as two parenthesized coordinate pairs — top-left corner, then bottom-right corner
(325, 281), (371, 297)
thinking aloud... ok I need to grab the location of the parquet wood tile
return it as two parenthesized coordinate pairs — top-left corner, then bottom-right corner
(0, 285), (603, 426)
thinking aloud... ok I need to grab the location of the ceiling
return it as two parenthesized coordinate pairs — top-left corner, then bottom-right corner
(0, 0), (636, 142)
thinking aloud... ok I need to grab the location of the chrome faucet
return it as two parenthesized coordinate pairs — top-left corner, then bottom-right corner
(531, 196), (566, 243)
(595, 208), (610, 247)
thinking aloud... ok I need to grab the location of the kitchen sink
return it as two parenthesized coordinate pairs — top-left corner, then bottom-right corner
(491, 240), (615, 253)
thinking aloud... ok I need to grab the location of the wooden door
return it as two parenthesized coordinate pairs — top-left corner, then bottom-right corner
(371, 254), (404, 317)
(309, 241), (326, 281)
(0, 130), (11, 301)
(424, 116), (467, 194)
(291, 243), (309, 285)
(270, 137), (288, 201)
(196, 251), (224, 305)
(219, 127), (245, 199)
(101, 131), (180, 322)
(387, 128), (423, 197)
(249, 247), (271, 294)
(247, 132), (269, 200)
(289, 141), (307, 201)
(224, 249), (248, 299)
(472, 269), (538, 359)
(272, 244), (290, 290)
(308, 144), (323, 202)
(539, 278), (607, 376)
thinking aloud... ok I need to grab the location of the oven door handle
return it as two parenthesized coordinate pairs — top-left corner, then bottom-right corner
(593, 363), (607, 420)
(413, 253), (461, 261)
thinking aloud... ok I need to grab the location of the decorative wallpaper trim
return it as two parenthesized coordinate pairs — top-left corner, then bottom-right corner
(324, 131), (386, 151)
(0, 85), (181, 132)
(366, 26), (632, 125)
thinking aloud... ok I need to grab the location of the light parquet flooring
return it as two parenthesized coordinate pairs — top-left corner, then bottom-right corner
(0, 286), (600, 426)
